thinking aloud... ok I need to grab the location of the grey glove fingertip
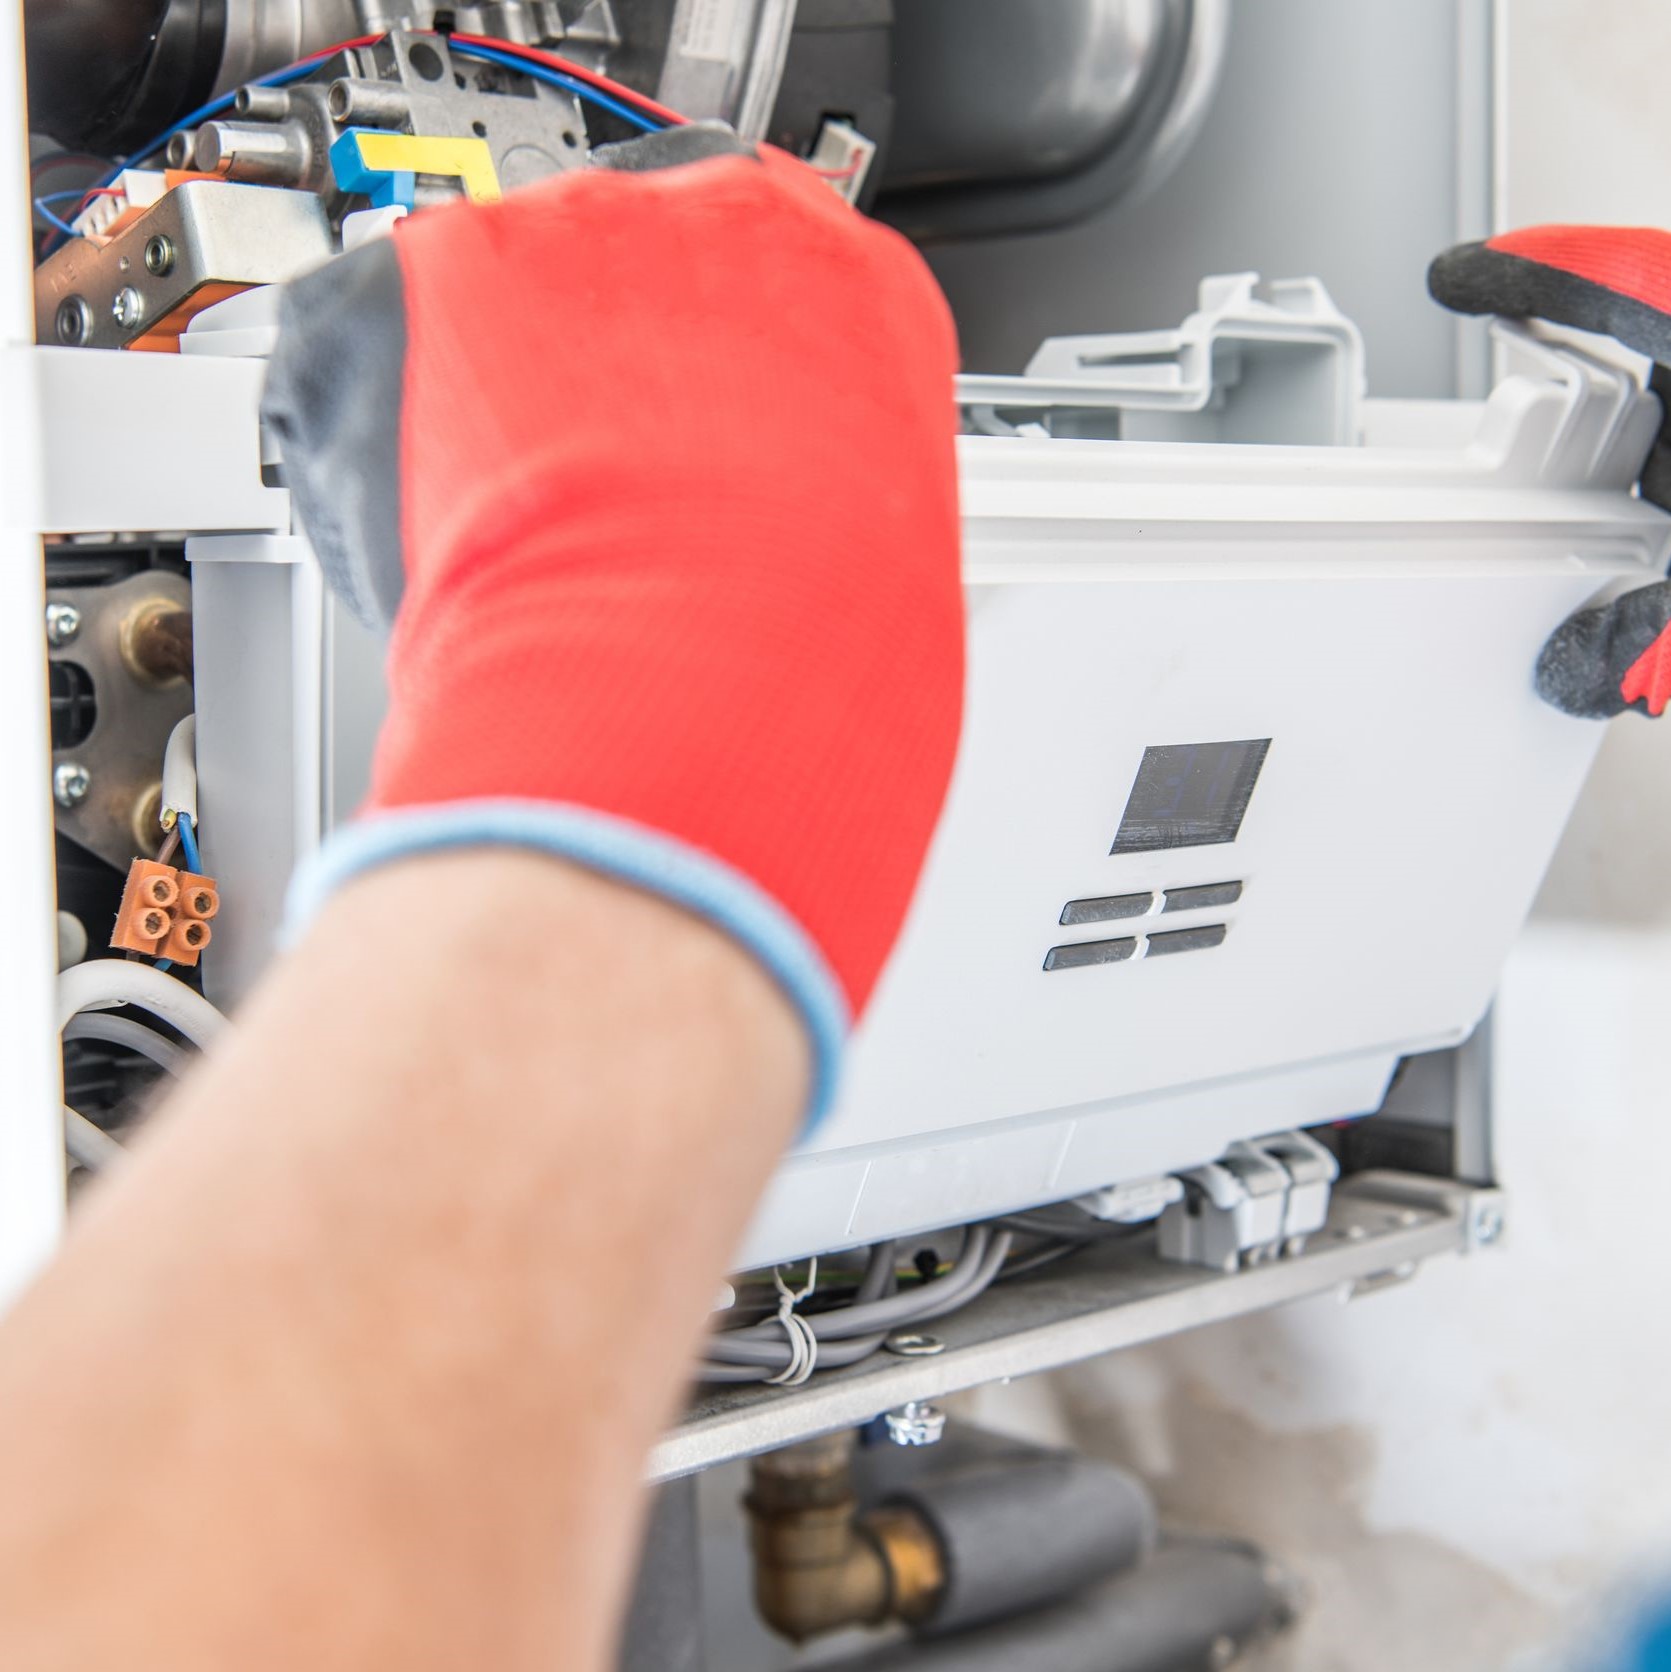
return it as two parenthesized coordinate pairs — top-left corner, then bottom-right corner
(261, 239), (410, 632)
(1535, 579), (1671, 718)
(590, 120), (757, 174)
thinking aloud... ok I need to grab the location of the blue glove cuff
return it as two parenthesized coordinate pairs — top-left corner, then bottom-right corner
(284, 800), (848, 1133)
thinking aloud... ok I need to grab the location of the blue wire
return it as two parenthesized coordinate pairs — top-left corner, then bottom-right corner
(124, 57), (328, 175)
(34, 187), (107, 242)
(38, 36), (663, 257)
(32, 199), (84, 240)
(38, 56), (333, 256)
(444, 40), (663, 133)
(177, 814), (202, 874)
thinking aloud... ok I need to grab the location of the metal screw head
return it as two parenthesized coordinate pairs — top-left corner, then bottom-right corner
(112, 287), (144, 330)
(1474, 1203), (1505, 1246)
(143, 235), (175, 277)
(884, 1332), (945, 1358)
(44, 602), (80, 647)
(54, 295), (92, 346)
(883, 1401), (946, 1448)
(53, 762), (91, 808)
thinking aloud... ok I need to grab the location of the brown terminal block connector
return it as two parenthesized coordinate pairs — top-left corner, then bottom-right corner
(162, 916), (212, 963)
(176, 872), (220, 923)
(163, 868), (220, 966)
(110, 858), (220, 965)
(110, 858), (180, 956)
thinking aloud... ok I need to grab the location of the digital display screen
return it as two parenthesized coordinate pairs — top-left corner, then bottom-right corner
(1111, 739), (1270, 855)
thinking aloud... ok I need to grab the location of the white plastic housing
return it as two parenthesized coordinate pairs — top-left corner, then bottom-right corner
(16, 301), (1664, 1278)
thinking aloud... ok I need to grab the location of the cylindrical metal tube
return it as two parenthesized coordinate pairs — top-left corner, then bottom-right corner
(825, 1539), (1293, 1672)
(325, 77), (413, 127)
(232, 82), (293, 120)
(192, 120), (311, 185)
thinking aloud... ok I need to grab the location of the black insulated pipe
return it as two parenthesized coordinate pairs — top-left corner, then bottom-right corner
(875, 1433), (1158, 1637)
(618, 1477), (705, 1672)
(825, 1537), (1295, 1672)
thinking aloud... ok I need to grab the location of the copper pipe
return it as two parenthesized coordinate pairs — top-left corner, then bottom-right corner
(746, 1432), (945, 1644)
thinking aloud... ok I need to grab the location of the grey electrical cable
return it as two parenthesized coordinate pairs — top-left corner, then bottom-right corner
(63, 1012), (191, 1076)
(700, 1229), (1017, 1383)
(697, 1242), (899, 1382)
(854, 1239), (897, 1305)
(994, 1209), (1140, 1243)
(910, 1230), (1014, 1323)
(996, 1240), (1084, 1281)
(722, 1227), (992, 1347)
(63, 1106), (125, 1171)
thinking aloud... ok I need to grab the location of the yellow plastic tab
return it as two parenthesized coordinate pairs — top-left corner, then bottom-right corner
(349, 133), (502, 203)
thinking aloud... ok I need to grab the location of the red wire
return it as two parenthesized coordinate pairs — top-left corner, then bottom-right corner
(297, 33), (388, 62)
(75, 185), (125, 206)
(446, 32), (690, 126)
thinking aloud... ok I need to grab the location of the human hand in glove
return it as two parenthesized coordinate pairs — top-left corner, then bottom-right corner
(264, 126), (966, 1121)
(0, 131), (965, 1672)
(1430, 225), (1671, 718)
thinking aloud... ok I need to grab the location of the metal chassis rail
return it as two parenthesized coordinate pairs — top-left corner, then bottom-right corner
(654, 1170), (1503, 1480)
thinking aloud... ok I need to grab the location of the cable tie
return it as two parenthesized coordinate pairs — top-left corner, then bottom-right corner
(765, 1258), (819, 1387)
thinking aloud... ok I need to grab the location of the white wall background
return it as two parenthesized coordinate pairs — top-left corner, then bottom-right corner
(956, 4), (1671, 1667)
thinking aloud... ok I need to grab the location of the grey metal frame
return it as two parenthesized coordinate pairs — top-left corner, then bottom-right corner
(655, 1166), (1504, 1481)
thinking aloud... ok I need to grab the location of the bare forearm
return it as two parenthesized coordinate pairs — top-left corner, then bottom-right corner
(0, 853), (805, 1670)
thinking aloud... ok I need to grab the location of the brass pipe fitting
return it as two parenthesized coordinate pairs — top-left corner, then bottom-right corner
(746, 1432), (945, 1644)
(120, 601), (193, 687)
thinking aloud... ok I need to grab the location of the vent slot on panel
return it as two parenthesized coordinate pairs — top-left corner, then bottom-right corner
(1043, 937), (1138, 972)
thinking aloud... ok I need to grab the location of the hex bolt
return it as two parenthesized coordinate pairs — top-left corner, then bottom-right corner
(54, 295), (92, 346)
(883, 1401), (946, 1448)
(884, 1332), (946, 1358)
(44, 602), (80, 647)
(143, 234), (175, 277)
(112, 287), (144, 330)
(53, 762), (91, 808)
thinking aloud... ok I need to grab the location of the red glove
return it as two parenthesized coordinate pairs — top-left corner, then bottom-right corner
(263, 135), (965, 1122)
(1429, 225), (1671, 717)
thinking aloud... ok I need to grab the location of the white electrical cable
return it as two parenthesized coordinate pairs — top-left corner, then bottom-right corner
(161, 714), (198, 830)
(57, 960), (226, 1050)
(63, 1107), (125, 1171)
(62, 1013), (192, 1076)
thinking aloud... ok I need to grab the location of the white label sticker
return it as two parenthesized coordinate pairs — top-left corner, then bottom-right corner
(675, 0), (751, 62)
